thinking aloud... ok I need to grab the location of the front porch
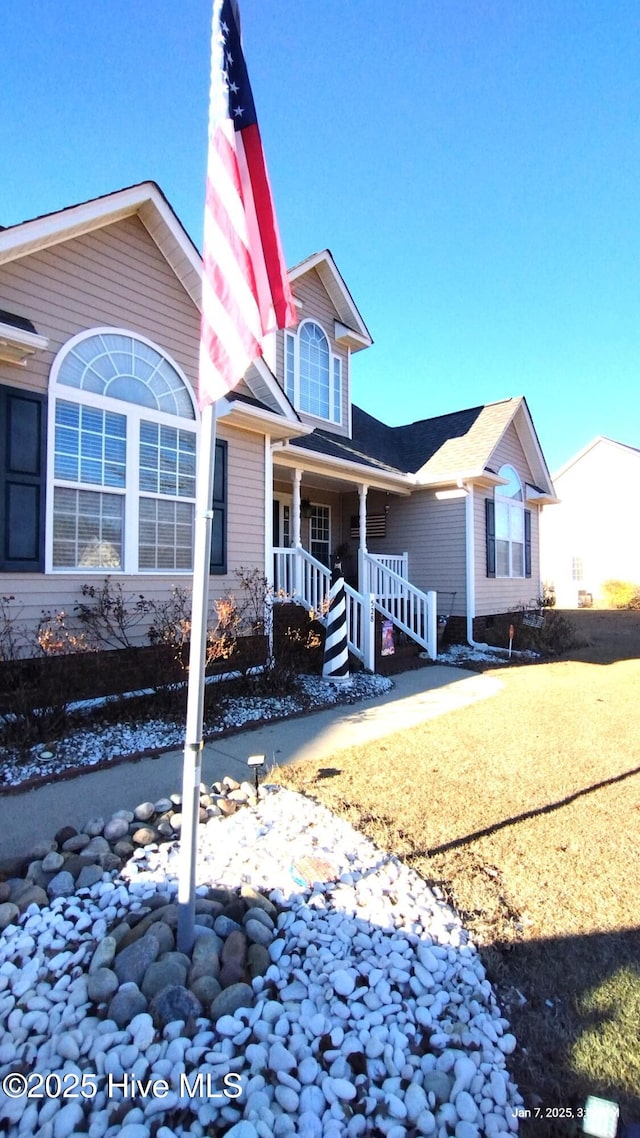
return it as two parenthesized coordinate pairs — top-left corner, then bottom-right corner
(273, 544), (437, 670)
(269, 452), (439, 670)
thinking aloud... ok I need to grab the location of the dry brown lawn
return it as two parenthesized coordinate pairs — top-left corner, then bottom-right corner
(274, 610), (640, 1134)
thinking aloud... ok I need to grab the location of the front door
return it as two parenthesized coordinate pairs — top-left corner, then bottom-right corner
(310, 504), (330, 566)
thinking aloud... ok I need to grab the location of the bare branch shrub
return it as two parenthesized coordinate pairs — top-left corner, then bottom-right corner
(75, 577), (154, 649)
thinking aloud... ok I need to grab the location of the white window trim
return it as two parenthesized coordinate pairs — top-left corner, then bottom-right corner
(495, 464), (525, 579)
(285, 320), (343, 426)
(47, 328), (199, 575)
(309, 502), (331, 564)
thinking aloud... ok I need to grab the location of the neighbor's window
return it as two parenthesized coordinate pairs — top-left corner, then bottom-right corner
(49, 329), (198, 573)
(285, 320), (342, 424)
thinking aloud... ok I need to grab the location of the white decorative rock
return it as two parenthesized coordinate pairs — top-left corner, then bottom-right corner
(332, 969), (356, 997)
(455, 1123), (480, 1138)
(268, 1041), (296, 1073)
(274, 1085), (299, 1112)
(404, 1082), (428, 1122)
(455, 1090), (478, 1123)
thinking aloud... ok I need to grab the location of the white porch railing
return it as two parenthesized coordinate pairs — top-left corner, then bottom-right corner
(362, 551), (437, 659)
(371, 552), (408, 579)
(273, 547), (437, 666)
(273, 547), (374, 669)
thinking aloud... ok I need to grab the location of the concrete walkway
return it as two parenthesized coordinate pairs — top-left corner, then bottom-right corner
(0, 665), (502, 860)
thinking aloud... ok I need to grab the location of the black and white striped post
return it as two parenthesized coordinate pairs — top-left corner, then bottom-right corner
(322, 558), (350, 683)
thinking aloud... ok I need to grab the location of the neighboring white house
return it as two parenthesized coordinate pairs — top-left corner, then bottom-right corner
(541, 436), (640, 607)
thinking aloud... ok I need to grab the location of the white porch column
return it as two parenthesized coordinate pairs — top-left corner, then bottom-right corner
(357, 483), (368, 593)
(292, 469), (302, 599)
(292, 469), (302, 546)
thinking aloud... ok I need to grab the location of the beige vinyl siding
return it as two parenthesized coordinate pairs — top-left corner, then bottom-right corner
(224, 423), (265, 577)
(275, 268), (350, 435)
(474, 423), (542, 616)
(341, 488), (467, 616)
(0, 216), (200, 398)
(0, 218), (270, 640)
(1, 573), (194, 652)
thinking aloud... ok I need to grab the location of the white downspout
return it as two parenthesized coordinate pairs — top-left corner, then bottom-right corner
(264, 435), (273, 586)
(464, 480), (504, 654)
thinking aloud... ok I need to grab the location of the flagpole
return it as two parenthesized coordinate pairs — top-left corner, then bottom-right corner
(177, 398), (217, 954)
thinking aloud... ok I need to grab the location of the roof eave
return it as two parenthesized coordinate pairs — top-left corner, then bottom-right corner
(220, 400), (311, 442)
(415, 466), (508, 489)
(273, 441), (412, 494)
(0, 320), (49, 366)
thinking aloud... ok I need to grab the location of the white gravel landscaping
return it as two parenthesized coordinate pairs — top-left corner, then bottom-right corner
(0, 786), (523, 1138)
(0, 674), (394, 792)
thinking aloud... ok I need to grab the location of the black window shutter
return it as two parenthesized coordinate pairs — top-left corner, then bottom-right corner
(524, 509), (532, 578)
(209, 438), (227, 575)
(485, 497), (496, 578)
(0, 385), (47, 572)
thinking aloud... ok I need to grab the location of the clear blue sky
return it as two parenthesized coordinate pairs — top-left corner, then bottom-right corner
(3, 0), (639, 473)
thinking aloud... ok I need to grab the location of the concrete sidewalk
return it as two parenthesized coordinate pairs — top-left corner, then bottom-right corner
(0, 665), (502, 860)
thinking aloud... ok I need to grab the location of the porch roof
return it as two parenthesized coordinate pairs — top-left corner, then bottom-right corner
(290, 397), (555, 496)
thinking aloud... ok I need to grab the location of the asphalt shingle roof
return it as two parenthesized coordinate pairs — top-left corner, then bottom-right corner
(291, 398), (523, 480)
(0, 308), (39, 334)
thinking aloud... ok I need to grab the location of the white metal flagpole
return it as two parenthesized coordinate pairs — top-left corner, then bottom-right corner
(177, 399), (217, 954)
(176, 0), (297, 955)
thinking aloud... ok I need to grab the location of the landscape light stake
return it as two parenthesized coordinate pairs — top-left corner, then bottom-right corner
(248, 753), (266, 800)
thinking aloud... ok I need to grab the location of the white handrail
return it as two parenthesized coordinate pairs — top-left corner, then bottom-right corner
(362, 552), (437, 659)
(369, 552), (408, 579)
(273, 547), (372, 667)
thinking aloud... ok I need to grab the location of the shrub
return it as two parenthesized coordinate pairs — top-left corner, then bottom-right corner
(76, 578), (154, 649)
(0, 595), (27, 662)
(534, 608), (579, 655)
(0, 597), (76, 747)
(600, 579), (640, 610)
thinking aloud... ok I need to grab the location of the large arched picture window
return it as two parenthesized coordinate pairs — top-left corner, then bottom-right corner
(48, 329), (198, 573)
(494, 464), (524, 577)
(284, 320), (342, 424)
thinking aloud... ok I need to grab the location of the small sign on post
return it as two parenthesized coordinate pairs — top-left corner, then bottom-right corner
(508, 623), (515, 658)
(381, 619), (395, 656)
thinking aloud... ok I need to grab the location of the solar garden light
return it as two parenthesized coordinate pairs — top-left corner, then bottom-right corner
(582, 1096), (619, 1138)
(247, 753), (266, 800)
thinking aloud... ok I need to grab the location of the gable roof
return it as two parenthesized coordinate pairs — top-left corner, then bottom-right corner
(0, 182), (203, 305)
(288, 250), (373, 350)
(553, 435), (640, 481)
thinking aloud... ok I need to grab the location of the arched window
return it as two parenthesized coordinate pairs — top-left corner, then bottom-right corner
(494, 464), (525, 577)
(284, 320), (342, 424)
(48, 329), (198, 573)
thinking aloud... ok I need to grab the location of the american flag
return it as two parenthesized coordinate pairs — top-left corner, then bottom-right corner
(198, 0), (297, 408)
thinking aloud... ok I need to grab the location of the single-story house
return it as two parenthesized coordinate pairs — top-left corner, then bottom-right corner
(540, 436), (640, 608)
(0, 181), (557, 669)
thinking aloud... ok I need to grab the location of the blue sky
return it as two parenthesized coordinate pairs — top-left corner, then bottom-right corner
(3, 0), (639, 472)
